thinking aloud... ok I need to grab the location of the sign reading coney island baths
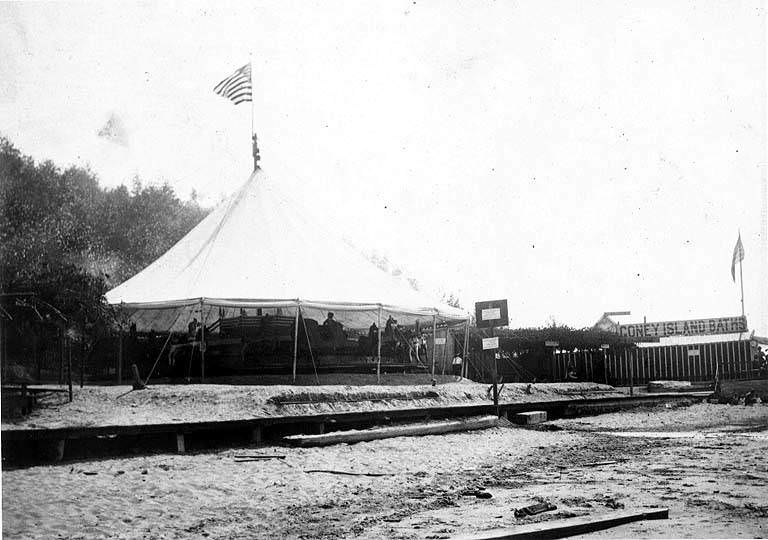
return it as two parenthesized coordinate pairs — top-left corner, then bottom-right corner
(616, 316), (747, 339)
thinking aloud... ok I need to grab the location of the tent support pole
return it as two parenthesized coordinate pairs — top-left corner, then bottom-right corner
(292, 303), (300, 384)
(377, 306), (382, 384)
(441, 329), (448, 376)
(117, 327), (123, 386)
(431, 314), (437, 378)
(200, 299), (206, 382)
(462, 319), (470, 379)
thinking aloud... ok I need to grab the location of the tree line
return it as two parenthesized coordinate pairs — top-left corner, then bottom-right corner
(0, 136), (208, 340)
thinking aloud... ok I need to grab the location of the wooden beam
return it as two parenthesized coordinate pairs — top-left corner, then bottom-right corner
(284, 415), (499, 448)
(453, 508), (669, 540)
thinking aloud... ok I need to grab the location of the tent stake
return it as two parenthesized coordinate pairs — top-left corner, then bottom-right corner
(292, 303), (300, 383)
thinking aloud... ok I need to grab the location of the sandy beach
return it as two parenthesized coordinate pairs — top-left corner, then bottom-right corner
(3, 402), (767, 539)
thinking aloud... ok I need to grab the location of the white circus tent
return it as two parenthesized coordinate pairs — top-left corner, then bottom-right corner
(105, 168), (469, 380)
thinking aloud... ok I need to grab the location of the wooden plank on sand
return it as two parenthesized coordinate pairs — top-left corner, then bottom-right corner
(453, 508), (669, 540)
(283, 415), (499, 447)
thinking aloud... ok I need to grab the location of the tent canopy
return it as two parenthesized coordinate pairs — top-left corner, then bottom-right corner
(105, 169), (467, 330)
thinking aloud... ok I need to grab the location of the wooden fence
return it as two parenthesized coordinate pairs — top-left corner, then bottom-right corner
(554, 339), (757, 386)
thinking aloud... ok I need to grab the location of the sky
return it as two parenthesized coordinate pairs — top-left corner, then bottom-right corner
(1, 1), (767, 333)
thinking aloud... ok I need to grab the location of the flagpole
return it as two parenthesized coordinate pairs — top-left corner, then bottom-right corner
(740, 256), (745, 318)
(249, 53), (254, 139)
(249, 53), (257, 171)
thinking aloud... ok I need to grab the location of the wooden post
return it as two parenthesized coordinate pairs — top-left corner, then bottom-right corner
(33, 330), (40, 382)
(176, 433), (186, 453)
(200, 299), (206, 382)
(715, 342), (722, 381)
(672, 346), (677, 380)
(489, 325), (499, 416)
(67, 336), (73, 402)
(376, 306), (382, 383)
(737, 340), (743, 379)
(79, 321), (85, 388)
(462, 319), (470, 378)
(431, 314), (437, 378)
(728, 341), (734, 379)
(59, 328), (64, 385)
(627, 348), (634, 395)
(117, 327), (124, 385)
(292, 303), (300, 383)
(441, 330), (448, 376)
(0, 317), (4, 382)
(54, 440), (66, 462)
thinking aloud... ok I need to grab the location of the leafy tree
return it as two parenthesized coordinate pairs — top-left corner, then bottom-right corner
(0, 136), (208, 372)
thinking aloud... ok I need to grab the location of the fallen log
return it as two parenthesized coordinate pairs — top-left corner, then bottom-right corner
(304, 469), (392, 477)
(580, 460), (620, 467)
(283, 415), (499, 447)
(454, 508), (669, 540)
(233, 454), (286, 459)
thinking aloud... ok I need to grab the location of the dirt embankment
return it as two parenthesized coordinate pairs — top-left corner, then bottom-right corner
(3, 381), (621, 430)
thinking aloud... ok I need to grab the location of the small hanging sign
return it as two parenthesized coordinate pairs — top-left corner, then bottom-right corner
(482, 337), (499, 350)
(475, 299), (509, 328)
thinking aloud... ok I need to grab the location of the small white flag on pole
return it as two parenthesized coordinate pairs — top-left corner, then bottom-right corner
(213, 63), (252, 105)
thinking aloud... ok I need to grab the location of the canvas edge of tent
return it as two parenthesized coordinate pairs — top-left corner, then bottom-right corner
(110, 296), (471, 383)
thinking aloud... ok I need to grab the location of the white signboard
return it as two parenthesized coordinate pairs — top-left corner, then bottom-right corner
(545, 340), (559, 347)
(434, 337), (446, 345)
(482, 337), (499, 350)
(481, 308), (501, 321)
(687, 348), (700, 356)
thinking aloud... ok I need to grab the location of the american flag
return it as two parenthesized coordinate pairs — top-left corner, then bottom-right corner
(731, 232), (745, 282)
(213, 63), (252, 105)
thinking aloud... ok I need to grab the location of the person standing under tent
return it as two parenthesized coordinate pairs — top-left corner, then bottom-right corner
(188, 318), (199, 342)
(419, 333), (428, 363)
(452, 353), (463, 377)
(368, 322), (378, 357)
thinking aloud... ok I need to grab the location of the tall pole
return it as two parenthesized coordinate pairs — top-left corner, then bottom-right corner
(117, 327), (123, 386)
(376, 307), (382, 383)
(740, 257), (745, 318)
(0, 317), (4, 382)
(490, 325), (499, 416)
(462, 318), (470, 378)
(431, 314), (437, 378)
(292, 303), (300, 383)
(67, 336), (73, 402)
(249, 55), (259, 172)
(200, 299), (206, 382)
(250, 56), (254, 139)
